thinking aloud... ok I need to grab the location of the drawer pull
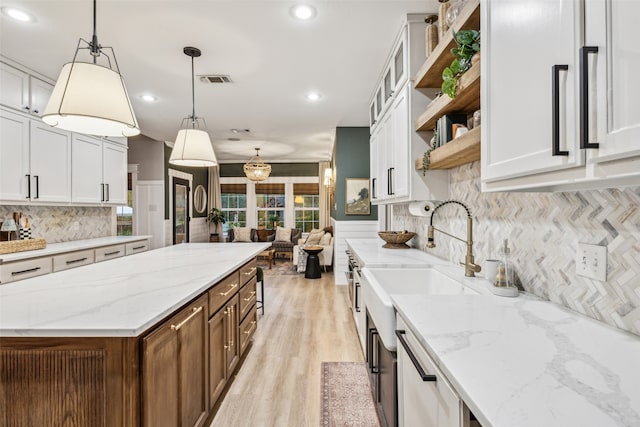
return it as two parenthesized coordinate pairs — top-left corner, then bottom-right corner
(170, 306), (203, 331)
(219, 283), (238, 296)
(66, 257), (88, 265)
(132, 245), (146, 250)
(396, 330), (437, 382)
(243, 320), (257, 335)
(104, 250), (121, 256)
(11, 266), (41, 276)
(243, 291), (256, 301)
(243, 267), (257, 276)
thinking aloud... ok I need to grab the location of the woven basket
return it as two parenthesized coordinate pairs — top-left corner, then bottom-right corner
(0, 238), (46, 255)
(377, 231), (416, 249)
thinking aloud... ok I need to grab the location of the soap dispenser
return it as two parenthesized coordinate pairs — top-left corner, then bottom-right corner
(489, 239), (519, 297)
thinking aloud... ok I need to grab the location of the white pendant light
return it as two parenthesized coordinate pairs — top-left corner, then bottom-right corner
(169, 46), (217, 167)
(244, 147), (271, 181)
(42, 0), (140, 137)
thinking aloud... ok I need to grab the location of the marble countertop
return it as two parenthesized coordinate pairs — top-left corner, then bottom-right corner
(0, 235), (151, 263)
(346, 238), (448, 268)
(0, 242), (270, 337)
(392, 294), (640, 427)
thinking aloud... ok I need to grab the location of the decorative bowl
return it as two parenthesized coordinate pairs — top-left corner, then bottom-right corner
(377, 231), (416, 249)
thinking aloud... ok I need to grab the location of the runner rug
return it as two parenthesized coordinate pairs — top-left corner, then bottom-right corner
(320, 362), (382, 427)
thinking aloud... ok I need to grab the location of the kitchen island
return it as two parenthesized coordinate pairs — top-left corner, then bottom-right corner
(0, 242), (270, 427)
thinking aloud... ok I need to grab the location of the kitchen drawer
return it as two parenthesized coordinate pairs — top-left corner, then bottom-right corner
(239, 277), (257, 322)
(125, 239), (149, 256)
(239, 258), (257, 284)
(208, 270), (240, 316)
(95, 244), (125, 263)
(0, 257), (52, 284)
(239, 307), (257, 356)
(53, 249), (94, 272)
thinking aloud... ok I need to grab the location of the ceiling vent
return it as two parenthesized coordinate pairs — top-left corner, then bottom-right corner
(199, 75), (232, 84)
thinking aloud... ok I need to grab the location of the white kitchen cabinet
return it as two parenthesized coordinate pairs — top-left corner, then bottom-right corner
(0, 108), (71, 203)
(481, 0), (640, 191)
(102, 141), (128, 204)
(369, 15), (449, 205)
(0, 62), (53, 118)
(72, 134), (104, 203)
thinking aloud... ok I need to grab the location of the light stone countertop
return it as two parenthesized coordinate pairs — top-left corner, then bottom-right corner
(346, 238), (449, 267)
(0, 242), (270, 337)
(392, 294), (640, 427)
(0, 235), (151, 263)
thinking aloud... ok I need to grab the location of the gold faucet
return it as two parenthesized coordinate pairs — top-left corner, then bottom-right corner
(426, 200), (481, 277)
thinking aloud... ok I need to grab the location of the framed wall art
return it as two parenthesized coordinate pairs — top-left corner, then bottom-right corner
(345, 178), (370, 215)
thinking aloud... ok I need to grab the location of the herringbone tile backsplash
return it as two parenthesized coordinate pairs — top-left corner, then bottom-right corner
(0, 206), (113, 243)
(393, 161), (640, 336)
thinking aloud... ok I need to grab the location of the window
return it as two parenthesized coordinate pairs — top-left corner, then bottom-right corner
(294, 183), (319, 233)
(221, 183), (247, 234)
(256, 183), (285, 229)
(116, 173), (133, 236)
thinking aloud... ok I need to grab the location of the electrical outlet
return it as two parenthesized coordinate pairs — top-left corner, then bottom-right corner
(576, 243), (607, 281)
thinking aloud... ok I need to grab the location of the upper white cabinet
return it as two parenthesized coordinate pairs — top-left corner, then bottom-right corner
(102, 141), (127, 205)
(369, 14), (449, 205)
(0, 62), (53, 118)
(481, 0), (640, 191)
(0, 108), (71, 202)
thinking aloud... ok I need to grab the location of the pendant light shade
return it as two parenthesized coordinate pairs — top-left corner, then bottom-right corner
(43, 62), (140, 137)
(170, 128), (217, 167)
(244, 148), (271, 181)
(42, 0), (140, 137)
(169, 46), (217, 167)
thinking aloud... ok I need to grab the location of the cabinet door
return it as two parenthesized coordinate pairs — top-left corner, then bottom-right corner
(393, 30), (407, 92)
(142, 320), (180, 427)
(29, 121), (71, 202)
(0, 108), (30, 201)
(29, 77), (53, 117)
(0, 62), (29, 113)
(586, 0), (640, 163)
(225, 295), (240, 375)
(208, 307), (228, 409)
(102, 141), (127, 204)
(378, 111), (392, 201)
(72, 134), (103, 203)
(390, 86), (410, 199)
(481, 0), (584, 183)
(370, 129), (380, 202)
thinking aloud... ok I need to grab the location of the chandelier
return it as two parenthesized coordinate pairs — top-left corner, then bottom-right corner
(244, 148), (271, 181)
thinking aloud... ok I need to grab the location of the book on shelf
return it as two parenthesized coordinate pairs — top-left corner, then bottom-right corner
(437, 113), (468, 147)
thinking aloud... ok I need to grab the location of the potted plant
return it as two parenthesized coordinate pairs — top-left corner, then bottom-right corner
(441, 29), (480, 99)
(206, 208), (226, 242)
(268, 214), (281, 229)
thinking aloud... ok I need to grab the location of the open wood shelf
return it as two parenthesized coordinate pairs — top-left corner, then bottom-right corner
(414, 0), (480, 89)
(415, 125), (481, 170)
(415, 60), (480, 131)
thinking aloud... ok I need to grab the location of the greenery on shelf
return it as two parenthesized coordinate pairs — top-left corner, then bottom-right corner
(206, 207), (226, 234)
(422, 128), (439, 175)
(442, 29), (480, 99)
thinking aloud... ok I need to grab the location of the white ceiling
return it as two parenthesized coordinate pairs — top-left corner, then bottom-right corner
(0, 0), (438, 163)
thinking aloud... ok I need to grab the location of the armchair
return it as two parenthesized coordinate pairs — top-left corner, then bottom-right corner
(271, 228), (302, 260)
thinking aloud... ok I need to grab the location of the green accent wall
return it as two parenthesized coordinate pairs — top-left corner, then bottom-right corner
(164, 145), (209, 219)
(220, 163), (318, 177)
(332, 127), (378, 221)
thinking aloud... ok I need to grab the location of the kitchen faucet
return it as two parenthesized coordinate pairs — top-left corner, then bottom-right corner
(426, 200), (481, 277)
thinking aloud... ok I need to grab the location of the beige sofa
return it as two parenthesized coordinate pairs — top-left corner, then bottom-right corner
(293, 235), (334, 269)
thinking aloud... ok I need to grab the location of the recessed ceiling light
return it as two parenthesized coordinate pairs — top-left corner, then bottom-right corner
(291, 4), (316, 20)
(2, 7), (35, 22)
(306, 92), (321, 102)
(140, 94), (157, 102)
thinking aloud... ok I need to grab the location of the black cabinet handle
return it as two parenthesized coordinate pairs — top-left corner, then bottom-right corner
(355, 282), (361, 313)
(34, 175), (39, 199)
(372, 178), (377, 199)
(389, 167), (395, 195)
(580, 46), (599, 150)
(106, 183), (110, 202)
(26, 174), (31, 199)
(132, 245), (146, 250)
(11, 266), (41, 276)
(101, 183), (105, 202)
(387, 169), (391, 195)
(396, 330), (436, 381)
(552, 64), (569, 156)
(104, 250), (121, 256)
(368, 328), (379, 374)
(66, 257), (88, 265)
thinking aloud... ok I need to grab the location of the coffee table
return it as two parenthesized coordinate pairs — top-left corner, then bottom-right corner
(257, 248), (275, 269)
(303, 246), (323, 279)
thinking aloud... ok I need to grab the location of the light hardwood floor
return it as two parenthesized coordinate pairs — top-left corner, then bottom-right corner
(209, 270), (364, 427)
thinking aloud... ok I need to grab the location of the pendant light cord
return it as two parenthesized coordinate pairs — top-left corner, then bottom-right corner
(90, 0), (99, 62)
(191, 54), (196, 127)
